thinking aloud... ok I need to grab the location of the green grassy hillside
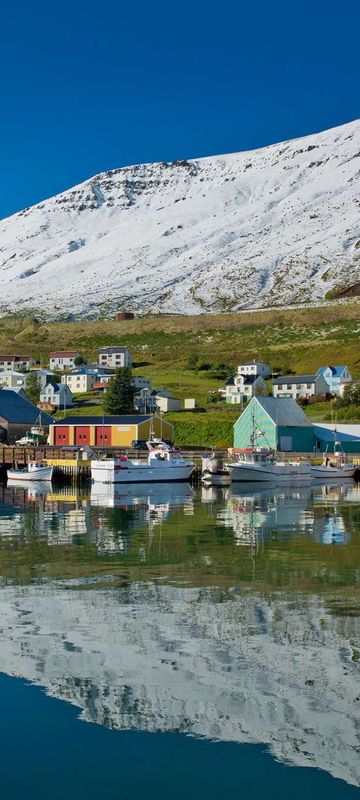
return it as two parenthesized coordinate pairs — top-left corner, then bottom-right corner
(1, 303), (360, 446)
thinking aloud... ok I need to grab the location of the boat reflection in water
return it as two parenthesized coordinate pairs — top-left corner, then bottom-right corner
(91, 480), (194, 511)
(220, 480), (354, 547)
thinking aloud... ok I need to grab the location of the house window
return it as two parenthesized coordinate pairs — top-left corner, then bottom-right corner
(277, 384), (283, 390)
(287, 384), (292, 390)
(296, 384), (301, 389)
(307, 384), (312, 389)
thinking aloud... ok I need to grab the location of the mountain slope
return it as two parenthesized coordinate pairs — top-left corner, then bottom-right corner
(0, 119), (359, 318)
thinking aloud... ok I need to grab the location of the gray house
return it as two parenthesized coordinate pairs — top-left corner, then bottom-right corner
(272, 374), (328, 400)
(40, 382), (73, 408)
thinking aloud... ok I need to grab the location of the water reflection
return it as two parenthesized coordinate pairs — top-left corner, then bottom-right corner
(222, 482), (352, 546)
(0, 480), (360, 788)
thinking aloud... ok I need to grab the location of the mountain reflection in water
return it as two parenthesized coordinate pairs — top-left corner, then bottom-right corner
(0, 480), (359, 789)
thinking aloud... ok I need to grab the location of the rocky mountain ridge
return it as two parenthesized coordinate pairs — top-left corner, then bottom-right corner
(0, 118), (359, 318)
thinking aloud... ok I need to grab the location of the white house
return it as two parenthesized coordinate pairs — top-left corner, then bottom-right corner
(225, 374), (267, 404)
(98, 346), (132, 369)
(62, 370), (98, 394)
(237, 360), (271, 379)
(316, 366), (352, 396)
(273, 374), (328, 400)
(49, 351), (81, 370)
(40, 382), (73, 408)
(0, 371), (26, 390)
(0, 354), (34, 372)
(133, 387), (177, 414)
(133, 388), (158, 414)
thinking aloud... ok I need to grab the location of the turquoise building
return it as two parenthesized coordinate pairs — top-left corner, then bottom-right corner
(233, 396), (314, 452)
(313, 424), (360, 454)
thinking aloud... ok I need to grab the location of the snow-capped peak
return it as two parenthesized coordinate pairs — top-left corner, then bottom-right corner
(1, 118), (359, 318)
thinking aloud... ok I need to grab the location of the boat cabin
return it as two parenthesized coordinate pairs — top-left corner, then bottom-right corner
(233, 448), (275, 464)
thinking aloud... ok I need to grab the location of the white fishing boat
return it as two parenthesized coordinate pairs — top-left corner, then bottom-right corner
(311, 453), (357, 479)
(201, 454), (230, 486)
(7, 461), (53, 482)
(225, 448), (311, 482)
(91, 441), (195, 484)
(311, 429), (357, 479)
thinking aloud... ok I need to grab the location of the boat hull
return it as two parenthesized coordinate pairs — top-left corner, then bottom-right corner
(226, 463), (311, 482)
(311, 465), (356, 479)
(7, 466), (53, 482)
(91, 461), (195, 483)
(201, 471), (231, 486)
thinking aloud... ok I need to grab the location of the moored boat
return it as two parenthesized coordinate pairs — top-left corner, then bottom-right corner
(311, 455), (356, 479)
(225, 448), (311, 482)
(311, 432), (357, 479)
(7, 461), (53, 482)
(91, 440), (195, 484)
(201, 454), (230, 486)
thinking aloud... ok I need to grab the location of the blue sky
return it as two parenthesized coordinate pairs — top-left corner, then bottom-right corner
(1, 0), (359, 219)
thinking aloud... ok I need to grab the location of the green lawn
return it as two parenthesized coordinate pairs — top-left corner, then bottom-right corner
(1, 304), (360, 445)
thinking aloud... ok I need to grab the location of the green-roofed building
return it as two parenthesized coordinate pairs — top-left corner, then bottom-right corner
(233, 396), (314, 453)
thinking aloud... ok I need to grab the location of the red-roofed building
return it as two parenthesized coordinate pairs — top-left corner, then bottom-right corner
(0, 355), (34, 372)
(49, 351), (80, 370)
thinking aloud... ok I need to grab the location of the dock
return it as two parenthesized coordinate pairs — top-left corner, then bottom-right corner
(1, 446), (359, 484)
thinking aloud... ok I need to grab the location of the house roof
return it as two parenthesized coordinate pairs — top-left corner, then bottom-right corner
(238, 361), (268, 367)
(272, 375), (317, 384)
(0, 354), (30, 361)
(0, 389), (54, 424)
(226, 377), (235, 386)
(52, 414), (154, 426)
(316, 366), (347, 378)
(6, 387), (26, 396)
(43, 382), (67, 393)
(314, 423), (360, 442)
(67, 369), (96, 376)
(99, 347), (129, 354)
(252, 396), (313, 427)
(243, 375), (259, 385)
(50, 351), (79, 357)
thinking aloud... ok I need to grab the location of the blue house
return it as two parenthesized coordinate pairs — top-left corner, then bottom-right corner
(316, 366), (352, 396)
(233, 396), (314, 452)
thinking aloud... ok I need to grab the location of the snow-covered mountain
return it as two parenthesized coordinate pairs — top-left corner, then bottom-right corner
(1, 119), (359, 318)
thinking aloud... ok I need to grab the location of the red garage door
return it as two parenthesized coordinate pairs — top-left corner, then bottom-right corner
(74, 426), (91, 446)
(54, 427), (69, 446)
(95, 426), (112, 446)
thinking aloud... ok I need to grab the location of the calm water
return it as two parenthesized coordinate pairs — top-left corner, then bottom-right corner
(0, 479), (360, 798)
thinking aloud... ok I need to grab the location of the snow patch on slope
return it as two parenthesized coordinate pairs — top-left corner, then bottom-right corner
(0, 120), (359, 317)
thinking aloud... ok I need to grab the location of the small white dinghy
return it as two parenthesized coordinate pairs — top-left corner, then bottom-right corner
(7, 461), (53, 482)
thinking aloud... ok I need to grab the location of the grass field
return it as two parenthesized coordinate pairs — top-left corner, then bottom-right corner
(1, 303), (360, 446)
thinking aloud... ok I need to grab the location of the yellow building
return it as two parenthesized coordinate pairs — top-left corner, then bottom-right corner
(49, 414), (174, 447)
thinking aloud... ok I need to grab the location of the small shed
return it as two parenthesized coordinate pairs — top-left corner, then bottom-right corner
(184, 398), (197, 410)
(233, 396), (314, 452)
(313, 424), (360, 454)
(156, 396), (181, 412)
(115, 311), (135, 321)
